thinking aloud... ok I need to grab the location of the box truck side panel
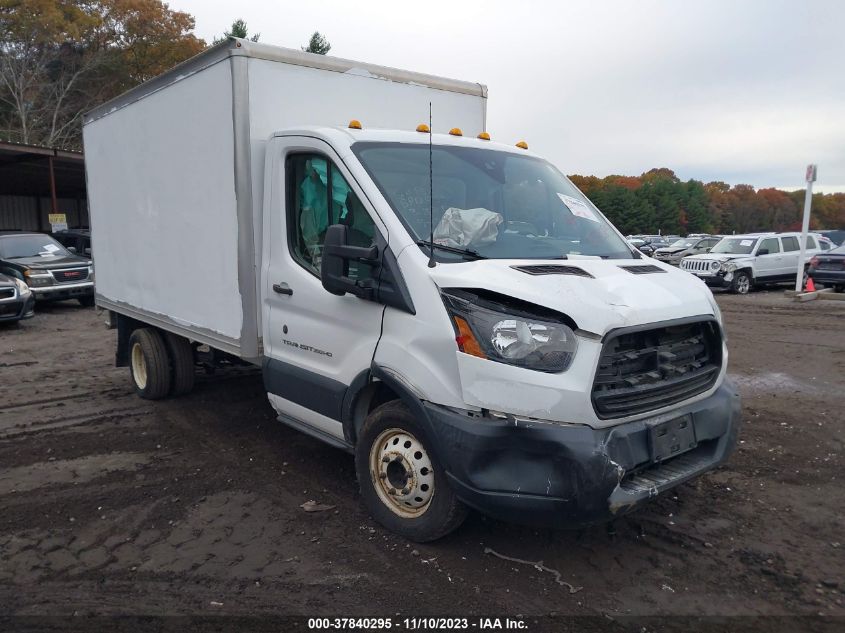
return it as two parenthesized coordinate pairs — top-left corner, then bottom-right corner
(85, 60), (244, 348)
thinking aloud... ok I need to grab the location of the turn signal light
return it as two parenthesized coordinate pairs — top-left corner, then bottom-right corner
(348, 119), (362, 129)
(449, 127), (463, 137)
(416, 123), (430, 133)
(453, 316), (486, 359)
(515, 140), (528, 149)
(477, 132), (491, 140)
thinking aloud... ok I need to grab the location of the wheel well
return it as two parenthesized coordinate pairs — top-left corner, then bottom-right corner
(347, 379), (401, 444)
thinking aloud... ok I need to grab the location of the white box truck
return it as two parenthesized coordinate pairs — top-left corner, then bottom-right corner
(84, 38), (740, 541)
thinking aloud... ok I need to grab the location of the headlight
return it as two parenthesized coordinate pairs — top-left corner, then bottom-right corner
(441, 290), (578, 372)
(23, 270), (53, 287)
(719, 262), (737, 273)
(13, 278), (31, 295)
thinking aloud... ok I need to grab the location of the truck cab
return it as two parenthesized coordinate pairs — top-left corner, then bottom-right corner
(255, 125), (740, 539)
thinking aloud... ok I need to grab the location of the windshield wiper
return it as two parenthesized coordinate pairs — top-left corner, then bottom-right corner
(417, 241), (486, 261)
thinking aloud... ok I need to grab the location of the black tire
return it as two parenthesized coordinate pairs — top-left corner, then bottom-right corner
(164, 332), (195, 396)
(731, 270), (751, 295)
(355, 400), (467, 542)
(78, 296), (95, 307)
(128, 328), (172, 400)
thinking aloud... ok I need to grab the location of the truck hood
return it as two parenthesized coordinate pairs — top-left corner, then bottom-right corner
(6, 255), (90, 270)
(429, 258), (715, 336)
(654, 247), (686, 255)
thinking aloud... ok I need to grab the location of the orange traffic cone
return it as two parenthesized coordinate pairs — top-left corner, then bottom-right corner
(805, 276), (816, 292)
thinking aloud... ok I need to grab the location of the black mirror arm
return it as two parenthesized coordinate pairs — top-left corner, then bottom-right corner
(324, 243), (379, 263)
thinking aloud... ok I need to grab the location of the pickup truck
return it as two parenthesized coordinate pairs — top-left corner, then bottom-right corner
(84, 38), (741, 541)
(0, 232), (95, 306)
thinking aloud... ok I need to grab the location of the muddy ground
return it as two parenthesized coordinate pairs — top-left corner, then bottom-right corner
(1, 290), (843, 630)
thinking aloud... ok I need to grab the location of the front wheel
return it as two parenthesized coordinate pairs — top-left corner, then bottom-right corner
(731, 271), (751, 295)
(355, 400), (467, 542)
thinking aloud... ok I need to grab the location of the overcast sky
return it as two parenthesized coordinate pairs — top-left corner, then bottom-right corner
(171, 0), (845, 193)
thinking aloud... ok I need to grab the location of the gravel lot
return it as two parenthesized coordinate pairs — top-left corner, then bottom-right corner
(1, 291), (843, 628)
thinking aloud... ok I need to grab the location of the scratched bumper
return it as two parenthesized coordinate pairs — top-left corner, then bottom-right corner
(421, 378), (741, 529)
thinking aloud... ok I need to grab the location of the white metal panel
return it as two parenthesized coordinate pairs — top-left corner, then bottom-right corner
(84, 60), (243, 341)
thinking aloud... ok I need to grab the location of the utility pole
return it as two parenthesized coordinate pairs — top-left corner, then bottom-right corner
(794, 164), (816, 292)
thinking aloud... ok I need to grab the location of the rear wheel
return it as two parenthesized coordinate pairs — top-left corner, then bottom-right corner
(731, 271), (751, 294)
(128, 328), (171, 400)
(164, 332), (195, 396)
(355, 400), (467, 542)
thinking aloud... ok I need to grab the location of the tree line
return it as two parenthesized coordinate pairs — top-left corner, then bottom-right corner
(570, 168), (844, 235)
(0, 0), (329, 148)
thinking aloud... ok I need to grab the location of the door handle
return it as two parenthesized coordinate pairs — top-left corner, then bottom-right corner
(273, 282), (293, 296)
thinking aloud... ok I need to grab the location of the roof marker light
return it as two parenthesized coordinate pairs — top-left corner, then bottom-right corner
(348, 119), (362, 129)
(416, 123), (430, 133)
(449, 127), (463, 137)
(477, 132), (491, 140)
(515, 140), (529, 149)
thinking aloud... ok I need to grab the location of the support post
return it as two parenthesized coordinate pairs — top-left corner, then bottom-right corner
(794, 164), (816, 293)
(48, 154), (59, 215)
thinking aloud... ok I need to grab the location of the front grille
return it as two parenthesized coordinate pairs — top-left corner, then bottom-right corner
(681, 259), (716, 273)
(51, 268), (89, 283)
(0, 288), (15, 300)
(592, 319), (722, 419)
(619, 265), (666, 274)
(511, 264), (593, 278)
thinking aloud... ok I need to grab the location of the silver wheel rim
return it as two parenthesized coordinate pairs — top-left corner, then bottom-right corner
(369, 428), (434, 518)
(736, 275), (750, 294)
(131, 342), (147, 389)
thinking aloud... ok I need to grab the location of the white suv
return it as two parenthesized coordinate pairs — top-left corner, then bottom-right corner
(681, 232), (823, 294)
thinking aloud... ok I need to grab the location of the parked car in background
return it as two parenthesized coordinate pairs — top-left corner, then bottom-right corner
(0, 232), (95, 306)
(680, 232), (823, 294)
(808, 243), (845, 292)
(638, 238), (670, 256)
(0, 272), (35, 324)
(654, 236), (721, 265)
(50, 229), (92, 257)
(817, 229), (845, 246)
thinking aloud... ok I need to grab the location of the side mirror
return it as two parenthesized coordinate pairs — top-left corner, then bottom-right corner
(320, 224), (379, 298)
(704, 247), (712, 253)
(67, 246), (77, 253)
(757, 248), (769, 256)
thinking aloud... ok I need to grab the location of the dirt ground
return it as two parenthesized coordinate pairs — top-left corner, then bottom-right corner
(1, 290), (843, 629)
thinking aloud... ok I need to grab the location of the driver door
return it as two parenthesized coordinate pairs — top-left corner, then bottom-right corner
(261, 137), (388, 442)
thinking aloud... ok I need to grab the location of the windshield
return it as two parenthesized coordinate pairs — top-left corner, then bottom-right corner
(670, 239), (695, 248)
(352, 142), (634, 260)
(0, 234), (71, 259)
(711, 237), (758, 255)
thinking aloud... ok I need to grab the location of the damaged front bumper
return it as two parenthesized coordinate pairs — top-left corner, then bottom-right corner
(421, 378), (741, 529)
